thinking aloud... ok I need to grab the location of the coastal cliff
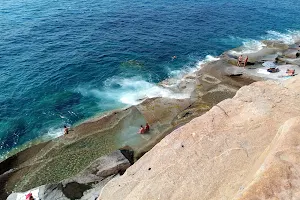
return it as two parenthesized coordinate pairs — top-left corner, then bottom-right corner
(98, 76), (300, 200)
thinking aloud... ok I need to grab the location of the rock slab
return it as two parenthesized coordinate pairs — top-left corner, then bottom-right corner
(98, 76), (300, 200)
(7, 150), (131, 200)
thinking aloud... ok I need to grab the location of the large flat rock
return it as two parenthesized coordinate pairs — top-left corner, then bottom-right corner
(98, 76), (300, 200)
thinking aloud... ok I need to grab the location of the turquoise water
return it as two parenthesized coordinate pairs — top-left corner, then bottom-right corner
(1, 0), (300, 157)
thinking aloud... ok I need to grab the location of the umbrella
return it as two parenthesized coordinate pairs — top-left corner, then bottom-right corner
(262, 61), (276, 68)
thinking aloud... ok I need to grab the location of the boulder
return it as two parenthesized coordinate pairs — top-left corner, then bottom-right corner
(283, 48), (300, 59)
(262, 40), (289, 50)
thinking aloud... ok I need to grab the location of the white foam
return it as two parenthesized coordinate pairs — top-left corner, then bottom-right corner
(204, 55), (220, 62)
(169, 55), (220, 80)
(76, 55), (220, 106)
(44, 127), (64, 139)
(229, 39), (266, 55)
(77, 76), (190, 106)
(264, 30), (300, 44)
(227, 29), (300, 55)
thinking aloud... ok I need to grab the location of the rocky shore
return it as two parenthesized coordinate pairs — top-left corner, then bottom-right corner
(2, 39), (300, 200)
(98, 72), (300, 200)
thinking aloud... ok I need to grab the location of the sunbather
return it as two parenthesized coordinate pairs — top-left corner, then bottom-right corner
(286, 69), (295, 76)
(267, 68), (279, 73)
(26, 193), (34, 200)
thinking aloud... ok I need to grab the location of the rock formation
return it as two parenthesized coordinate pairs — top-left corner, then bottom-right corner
(1, 56), (246, 198)
(98, 76), (300, 200)
(2, 39), (300, 199)
(7, 150), (131, 200)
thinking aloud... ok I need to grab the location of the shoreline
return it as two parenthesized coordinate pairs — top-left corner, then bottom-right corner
(2, 37), (298, 162)
(0, 55), (215, 162)
(2, 38), (300, 199)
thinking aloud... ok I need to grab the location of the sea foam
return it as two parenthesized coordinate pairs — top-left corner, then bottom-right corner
(229, 39), (266, 55)
(229, 30), (300, 56)
(264, 30), (300, 44)
(168, 55), (220, 80)
(77, 55), (220, 106)
(44, 127), (64, 139)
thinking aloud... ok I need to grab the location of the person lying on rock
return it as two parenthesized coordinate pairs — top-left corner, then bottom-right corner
(26, 193), (34, 200)
(286, 69), (295, 76)
(237, 55), (243, 67)
(138, 125), (145, 134)
(267, 68), (279, 73)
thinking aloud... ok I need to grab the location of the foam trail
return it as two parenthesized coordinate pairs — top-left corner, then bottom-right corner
(77, 76), (191, 106)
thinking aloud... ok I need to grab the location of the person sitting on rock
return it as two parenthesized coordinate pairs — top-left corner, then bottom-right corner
(26, 193), (34, 200)
(138, 125), (145, 134)
(286, 69), (295, 76)
(145, 123), (150, 132)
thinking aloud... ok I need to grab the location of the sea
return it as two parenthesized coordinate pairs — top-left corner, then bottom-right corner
(1, 0), (300, 159)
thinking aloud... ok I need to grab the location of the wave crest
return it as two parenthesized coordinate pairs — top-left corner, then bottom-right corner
(229, 39), (266, 55)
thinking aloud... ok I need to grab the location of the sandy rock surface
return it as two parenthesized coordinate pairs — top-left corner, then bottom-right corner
(99, 75), (300, 200)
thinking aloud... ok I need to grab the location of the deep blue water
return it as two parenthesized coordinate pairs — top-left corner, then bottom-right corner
(1, 0), (300, 158)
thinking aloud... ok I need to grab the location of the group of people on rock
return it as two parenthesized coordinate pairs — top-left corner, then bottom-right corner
(237, 55), (248, 67)
(63, 122), (151, 136)
(138, 123), (150, 134)
(237, 55), (297, 76)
